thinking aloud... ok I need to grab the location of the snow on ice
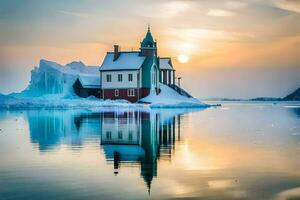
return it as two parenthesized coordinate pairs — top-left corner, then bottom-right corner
(140, 84), (208, 108)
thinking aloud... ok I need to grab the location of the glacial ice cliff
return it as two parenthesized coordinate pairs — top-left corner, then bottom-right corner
(15, 59), (99, 97)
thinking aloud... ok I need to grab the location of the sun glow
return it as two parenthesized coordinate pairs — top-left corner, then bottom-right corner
(178, 54), (189, 63)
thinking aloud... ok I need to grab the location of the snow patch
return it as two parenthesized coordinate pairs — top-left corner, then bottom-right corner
(140, 83), (209, 108)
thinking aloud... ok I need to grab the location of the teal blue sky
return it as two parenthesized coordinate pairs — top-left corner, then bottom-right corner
(0, 0), (299, 98)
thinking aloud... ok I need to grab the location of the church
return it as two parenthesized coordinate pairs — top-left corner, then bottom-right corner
(99, 27), (176, 102)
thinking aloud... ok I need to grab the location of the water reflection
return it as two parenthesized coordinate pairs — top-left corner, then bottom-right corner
(2, 103), (299, 199)
(291, 108), (300, 117)
(26, 109), (195, 193)
(27, 111), (101, 151)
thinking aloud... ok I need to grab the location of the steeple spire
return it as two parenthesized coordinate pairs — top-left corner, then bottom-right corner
(140, 25), (156, 48)
(140, 25), (157, 57)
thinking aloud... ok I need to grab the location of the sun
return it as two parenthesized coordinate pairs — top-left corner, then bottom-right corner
(178, 54), (189, 63)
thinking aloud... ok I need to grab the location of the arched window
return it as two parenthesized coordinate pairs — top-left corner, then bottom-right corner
(151, 65), (157, 86)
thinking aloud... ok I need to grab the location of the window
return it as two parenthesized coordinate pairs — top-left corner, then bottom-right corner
(106, 74), (111, 82)
(118, 131), (123, 139)
(128, 74), (133, 82)
(115, 89), (119, 97)
(118, 74), (122, 82)
(128, 132), (133, 141)
(151, 68), (156, 84)
(106, 131), (112, 139)
(128, 89), (135, 97)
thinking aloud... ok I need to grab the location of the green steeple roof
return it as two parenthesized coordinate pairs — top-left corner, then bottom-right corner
(141, 25), (157, 49)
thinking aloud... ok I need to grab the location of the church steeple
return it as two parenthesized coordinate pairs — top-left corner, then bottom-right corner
(141, 25), (156, 49)
(140, 25), (157, 57)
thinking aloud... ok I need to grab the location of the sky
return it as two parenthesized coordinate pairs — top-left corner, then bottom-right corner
(0, 0), (299, 99)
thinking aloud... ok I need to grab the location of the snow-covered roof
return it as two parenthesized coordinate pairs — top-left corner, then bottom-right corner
(159, 58), (174, 70)
(78, 74), (101, 88)
(99, 52), (146, 71)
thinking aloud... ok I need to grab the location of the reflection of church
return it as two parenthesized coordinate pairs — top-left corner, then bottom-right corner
(100, 111), (181, 193)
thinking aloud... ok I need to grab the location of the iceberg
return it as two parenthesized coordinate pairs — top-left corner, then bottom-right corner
(11, 59), (100, 98)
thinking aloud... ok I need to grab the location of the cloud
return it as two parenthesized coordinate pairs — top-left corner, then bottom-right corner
(163, 28), (244, 55)
(274, 0), (300, 13)
(226, 0), (247, 9)
(59, 10), (89, 18)
(207, 9), (236, 17)
(274, 187), (300, 200)
(137, 1), (192, 18)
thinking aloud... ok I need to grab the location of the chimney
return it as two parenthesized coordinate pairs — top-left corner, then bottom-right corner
(113, 45), (120, 61)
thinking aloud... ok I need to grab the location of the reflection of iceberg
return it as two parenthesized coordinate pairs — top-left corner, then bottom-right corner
(27, 111), (72, 151)
(26, 111), (101, 151)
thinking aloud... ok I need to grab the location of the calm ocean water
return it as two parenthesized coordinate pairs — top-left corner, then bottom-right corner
(0, 102), (300, 200)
